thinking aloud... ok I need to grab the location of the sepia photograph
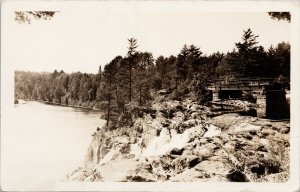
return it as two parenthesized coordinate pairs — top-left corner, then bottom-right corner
(1, 1), (299, 191)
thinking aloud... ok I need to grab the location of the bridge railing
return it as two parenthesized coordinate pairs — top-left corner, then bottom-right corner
(206, 77), (276, 90)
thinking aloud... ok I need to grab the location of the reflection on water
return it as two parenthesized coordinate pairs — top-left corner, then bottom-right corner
(1, 101), (106, 190)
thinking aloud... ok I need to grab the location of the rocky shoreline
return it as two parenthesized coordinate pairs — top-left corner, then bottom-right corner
(66, 96), (290, 182)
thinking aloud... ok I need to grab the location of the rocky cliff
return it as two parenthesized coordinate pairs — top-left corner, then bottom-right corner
(67, 96), (290, 182)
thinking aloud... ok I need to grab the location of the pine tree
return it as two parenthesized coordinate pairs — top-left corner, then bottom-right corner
(155, 56), (166, 89)
(187, 44), (202, 79)
(134, 52), (154, 105)
(126, 38), (139, 102)
(176, 44), (189, 82)
(102, 61), (120, 126)
(235, 28), (259, 77)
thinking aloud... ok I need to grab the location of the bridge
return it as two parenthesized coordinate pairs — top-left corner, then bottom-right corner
(205, 77), (290, 101)
(206, 77), (275, 91)
(205, 77), (290, 119)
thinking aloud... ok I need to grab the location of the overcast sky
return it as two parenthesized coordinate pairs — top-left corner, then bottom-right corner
(3, 2), (290, 74)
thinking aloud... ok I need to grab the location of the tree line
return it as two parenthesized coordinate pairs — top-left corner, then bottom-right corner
(15, 28), (290, 126)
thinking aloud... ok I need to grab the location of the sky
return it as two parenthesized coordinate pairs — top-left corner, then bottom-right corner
(3, 2), (290, 74)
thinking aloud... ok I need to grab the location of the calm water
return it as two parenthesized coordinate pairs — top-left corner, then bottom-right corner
(1, 101), (106, 190)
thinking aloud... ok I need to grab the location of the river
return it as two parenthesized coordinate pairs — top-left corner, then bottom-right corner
(1, 101), (106, 190)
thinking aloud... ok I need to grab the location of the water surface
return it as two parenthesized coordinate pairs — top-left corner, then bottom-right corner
(1, 101), (105, 190)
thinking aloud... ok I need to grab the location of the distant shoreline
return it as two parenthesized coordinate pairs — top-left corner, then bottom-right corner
(16, 99), (103, 112)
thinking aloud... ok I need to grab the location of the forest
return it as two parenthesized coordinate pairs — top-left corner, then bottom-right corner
(15, 28), (290, 126)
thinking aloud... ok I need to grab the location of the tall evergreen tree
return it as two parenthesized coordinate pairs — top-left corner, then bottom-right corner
(187, 44), (202, 79)
(234, 28), (260, 77)
(102, 61), (119, 126)
(126, 38), (139, 102)
(134, 52), (154, 105)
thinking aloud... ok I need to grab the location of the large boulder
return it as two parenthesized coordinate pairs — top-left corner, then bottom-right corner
(258, 171), (289, 182)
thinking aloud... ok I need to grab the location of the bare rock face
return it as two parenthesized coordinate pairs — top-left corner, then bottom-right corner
(257, 171), (289, 182)
(84, 134), (103, 170)
(207, 113), (257, 131)
(68, 99), (290, 183)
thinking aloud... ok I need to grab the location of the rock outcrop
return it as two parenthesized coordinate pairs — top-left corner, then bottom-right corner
(67, 97), (290, 182)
